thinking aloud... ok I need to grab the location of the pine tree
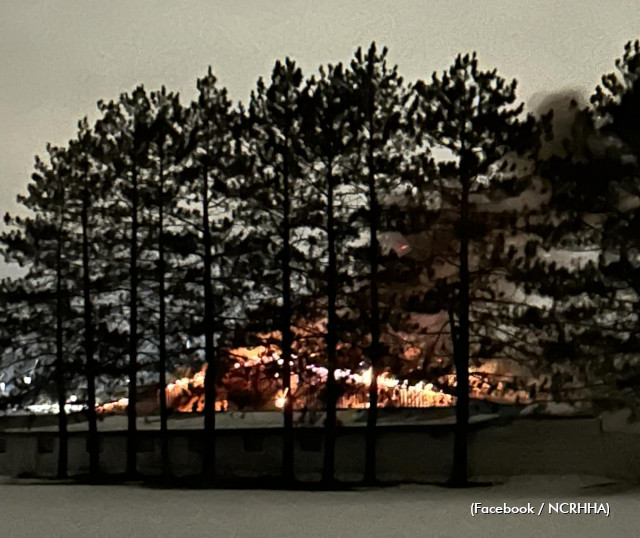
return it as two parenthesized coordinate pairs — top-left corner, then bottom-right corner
(298, 60), (362, 484)
(94, 87), (155, 478)
(245, 59), (310, 482)
(344, 43), (426, 484)
(413, 52), (544, 485)
(1, 145), (77, 478)
(178, 68), (244, 481)
(528, 40), (640, 407)
(65, 123), (104, 478)
(143, 87), (188, 478)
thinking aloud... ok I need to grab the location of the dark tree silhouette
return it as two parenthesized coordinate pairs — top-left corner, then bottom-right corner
(345, 43), (423, 483)
(1, 145), (75, 478)
(414, 52), (544, 485)
(246, 59), (307, 483)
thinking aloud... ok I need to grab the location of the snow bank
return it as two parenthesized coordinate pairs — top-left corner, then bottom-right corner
(0, 475), (637, 538)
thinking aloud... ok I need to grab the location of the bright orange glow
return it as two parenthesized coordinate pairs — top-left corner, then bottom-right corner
(96, 340), (529, 416)
(274, 388), (288, 409)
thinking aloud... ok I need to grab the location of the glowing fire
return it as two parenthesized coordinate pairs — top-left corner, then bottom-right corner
(334, 368), (454, 408)
(274, 388), (288, 409)
(96, 338), (535, 416)
(161, 358), (455, 413)
(165, 368), (228, 413)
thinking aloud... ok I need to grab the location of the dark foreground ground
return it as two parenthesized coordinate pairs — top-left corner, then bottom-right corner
(1, 474), (638, 538)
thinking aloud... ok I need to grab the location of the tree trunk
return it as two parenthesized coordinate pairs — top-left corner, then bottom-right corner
(127, 165), (139, 479)
(157, 154), (170, 479)
(451, 169), (470, 487)
(323, 158), (337, 484)
(81, 169), (99, 478)
(365, 65), (381, 485)
(55, 223), (68, 479)
(202, 162), (217, 483)
(281, 133), (294, 484)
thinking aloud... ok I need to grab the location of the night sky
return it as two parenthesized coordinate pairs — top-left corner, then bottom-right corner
(0, 0), (638, 275)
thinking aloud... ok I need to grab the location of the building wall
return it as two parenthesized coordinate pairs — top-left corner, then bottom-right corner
(0, 418), (637, 483)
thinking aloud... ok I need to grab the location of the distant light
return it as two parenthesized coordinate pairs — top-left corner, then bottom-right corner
(69, 394), (77, 403)
(23, 375), (32, 385)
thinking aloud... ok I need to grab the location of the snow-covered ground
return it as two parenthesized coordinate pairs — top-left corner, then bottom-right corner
(0, 475), (638, 537)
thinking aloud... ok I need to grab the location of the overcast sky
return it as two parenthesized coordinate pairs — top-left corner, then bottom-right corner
(0, 0), (639, 274)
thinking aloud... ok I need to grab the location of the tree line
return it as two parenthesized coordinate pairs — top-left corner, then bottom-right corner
(1, 41), (640, 487)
